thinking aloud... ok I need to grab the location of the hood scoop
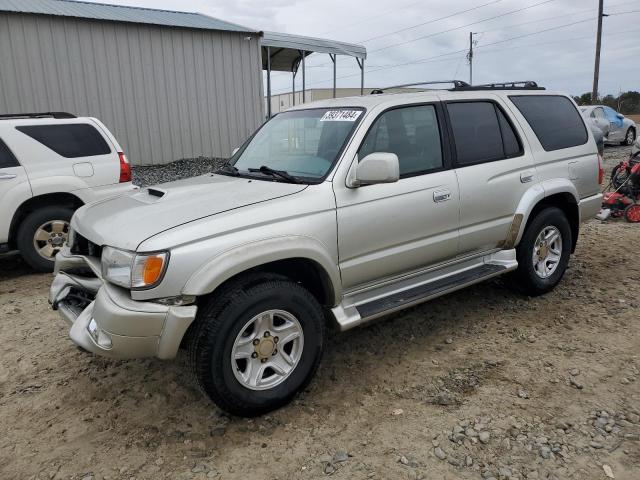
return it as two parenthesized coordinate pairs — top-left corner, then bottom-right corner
(147, 187), (166, 198)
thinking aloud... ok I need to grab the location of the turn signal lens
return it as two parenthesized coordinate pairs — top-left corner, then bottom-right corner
(132, 252), (168, 288)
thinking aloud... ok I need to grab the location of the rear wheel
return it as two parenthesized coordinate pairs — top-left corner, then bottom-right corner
(624, 204), (640, 223)
(187, 273), (325, 417)
(16, 206), (73, 272)
(511, 207), (571, 296)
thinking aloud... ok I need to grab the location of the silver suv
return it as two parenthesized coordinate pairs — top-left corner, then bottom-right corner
(49, 81), (603, 416)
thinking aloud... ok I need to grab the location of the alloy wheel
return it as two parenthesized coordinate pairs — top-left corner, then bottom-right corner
(33, 220), (69, 260)
(532, 226), (563, 279)
(231, 309), (304, 390)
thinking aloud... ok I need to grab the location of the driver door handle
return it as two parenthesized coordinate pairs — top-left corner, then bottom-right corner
(0, 173), (17, 180)
(433, 189), (451, 203)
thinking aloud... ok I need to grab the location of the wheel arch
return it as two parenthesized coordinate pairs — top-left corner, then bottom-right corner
(8, 192), (83, 248)
(183, 237), (341, 307)
(512, 183), (580, 253)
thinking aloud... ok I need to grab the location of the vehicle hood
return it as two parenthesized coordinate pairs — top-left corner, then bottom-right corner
(72, 174), (307, 251)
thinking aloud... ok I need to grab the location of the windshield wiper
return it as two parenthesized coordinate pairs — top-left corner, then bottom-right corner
(216, 162), (239, 176)
(248, 165), (300, 183)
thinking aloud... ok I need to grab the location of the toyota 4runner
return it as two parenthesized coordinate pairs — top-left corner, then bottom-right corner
(49, 81), (603, 416)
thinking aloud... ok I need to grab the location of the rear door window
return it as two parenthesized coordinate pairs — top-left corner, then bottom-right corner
(509, 95), (587, 151)
(446, 101), (522, 165)
(0, 138), (19, 168)
(16, 123), (111, 158)
(359, 104), (444, 177)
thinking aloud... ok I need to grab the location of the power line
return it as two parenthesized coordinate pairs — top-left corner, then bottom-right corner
(360, 0), (503, 43)
(476, 0), (640, 33)
(305, 0), (505, 68)
(313, 0), (432, 37)
(368, 0), (557, 54)
(271, 16), (635, 94)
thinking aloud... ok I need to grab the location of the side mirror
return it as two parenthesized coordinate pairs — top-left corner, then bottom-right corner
(616, 113), (624, 119)
(347, 152), (399, 188)
(231, 147), (239, 156)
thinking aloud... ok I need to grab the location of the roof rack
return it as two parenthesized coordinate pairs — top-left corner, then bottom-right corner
(370, 80), (470, 94)
(452, 81), (544, 91)
(0, 112), (77, 120)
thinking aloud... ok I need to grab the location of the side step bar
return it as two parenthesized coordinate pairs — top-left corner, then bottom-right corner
(331, 250), (517, 331)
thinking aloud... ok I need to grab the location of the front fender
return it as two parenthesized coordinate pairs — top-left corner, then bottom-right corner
(182, 235), (342, 305)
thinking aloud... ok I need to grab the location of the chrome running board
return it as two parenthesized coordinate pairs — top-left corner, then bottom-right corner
(332, 249), (517, 331)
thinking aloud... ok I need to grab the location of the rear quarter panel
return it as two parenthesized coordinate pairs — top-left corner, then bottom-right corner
(503, 93), (600, 201)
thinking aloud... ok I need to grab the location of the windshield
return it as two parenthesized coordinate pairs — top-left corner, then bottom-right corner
(231, 108), (364, 182)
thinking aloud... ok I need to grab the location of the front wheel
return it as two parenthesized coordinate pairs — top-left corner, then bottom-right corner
(510, 207), (572, 296)
(16, 206), (74, 272)
(187, 274), (325, 417)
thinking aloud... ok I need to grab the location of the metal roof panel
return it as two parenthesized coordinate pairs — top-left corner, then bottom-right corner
(0, 0), (258, 33)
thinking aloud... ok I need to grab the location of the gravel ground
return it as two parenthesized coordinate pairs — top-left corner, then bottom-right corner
(0, 146), (638, 480)
(132, 157), (226, 187)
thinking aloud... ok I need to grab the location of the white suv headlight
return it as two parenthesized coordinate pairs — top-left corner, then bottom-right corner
(101, 246), (169, 289)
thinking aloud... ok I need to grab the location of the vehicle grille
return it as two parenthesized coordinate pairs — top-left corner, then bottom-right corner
(69, 232), (102, 258)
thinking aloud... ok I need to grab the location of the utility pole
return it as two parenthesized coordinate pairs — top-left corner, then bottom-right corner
(467, 32), (474, 85)
(591, 0), (608, 103)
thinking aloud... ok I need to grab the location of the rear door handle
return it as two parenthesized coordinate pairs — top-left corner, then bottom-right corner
(0, 173), (17, 180)
(520, 171), (534, 183)
(433, 189), (451, 203)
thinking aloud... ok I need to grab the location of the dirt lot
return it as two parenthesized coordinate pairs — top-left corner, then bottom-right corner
(1, 146), (638, 480)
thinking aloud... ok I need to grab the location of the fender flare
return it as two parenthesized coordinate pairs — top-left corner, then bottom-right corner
(506, 179), (579, 248)
(182, 235), (342, 305)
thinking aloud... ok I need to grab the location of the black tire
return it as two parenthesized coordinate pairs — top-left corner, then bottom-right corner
(622, 127), (636, 146)
(510, 207), (572, 296)
(16, 206), (74, 272)
(187, 273), (325, 417)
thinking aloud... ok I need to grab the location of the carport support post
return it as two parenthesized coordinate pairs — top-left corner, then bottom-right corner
(266, 46), (272, 118)
(300, 50), (306, 103)
(329, 54), (337, 98)
(356, 58), (364, 95)
(292, 66), (297, 106)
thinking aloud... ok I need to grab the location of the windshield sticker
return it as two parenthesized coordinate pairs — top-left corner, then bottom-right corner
(320, 110), (362, 122)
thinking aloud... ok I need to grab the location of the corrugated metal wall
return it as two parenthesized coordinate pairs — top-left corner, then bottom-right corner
(0, 12), (264, 165)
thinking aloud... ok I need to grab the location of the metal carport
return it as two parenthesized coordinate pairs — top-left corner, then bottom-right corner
(261, 31), (367, 117)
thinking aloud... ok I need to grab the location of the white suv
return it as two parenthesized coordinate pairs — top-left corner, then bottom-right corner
(0, 112), (135, 271)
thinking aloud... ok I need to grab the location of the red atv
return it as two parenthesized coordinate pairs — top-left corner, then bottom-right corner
(601, 148), (640, 222)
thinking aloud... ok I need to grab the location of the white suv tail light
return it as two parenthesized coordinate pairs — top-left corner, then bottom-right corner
(118, 152), (131, 183)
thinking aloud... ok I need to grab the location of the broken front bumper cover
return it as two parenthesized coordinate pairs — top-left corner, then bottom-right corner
(49, 247), (197, 360)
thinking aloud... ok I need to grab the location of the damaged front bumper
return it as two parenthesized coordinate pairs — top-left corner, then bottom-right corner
(49, 247), (197, 360)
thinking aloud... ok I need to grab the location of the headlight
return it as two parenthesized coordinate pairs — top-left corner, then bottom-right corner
(101, 246), (169, 289)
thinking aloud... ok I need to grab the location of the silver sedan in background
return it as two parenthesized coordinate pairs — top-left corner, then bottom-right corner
(580, 105), (637, 146)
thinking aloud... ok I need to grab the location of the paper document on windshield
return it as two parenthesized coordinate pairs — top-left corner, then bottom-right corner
(320, 110), (362, 122)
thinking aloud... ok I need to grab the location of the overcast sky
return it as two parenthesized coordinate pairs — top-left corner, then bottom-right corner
(86, 0), (639, 97)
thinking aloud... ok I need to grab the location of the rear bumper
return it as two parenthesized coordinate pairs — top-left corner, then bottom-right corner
(579, 192), (603, 222)
(49, 247), (197, 359)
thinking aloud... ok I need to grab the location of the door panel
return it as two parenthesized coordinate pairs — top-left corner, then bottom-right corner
(335, 170), (460, 290)
(455, 157), (535, 254)
(444, 98), (536, 255)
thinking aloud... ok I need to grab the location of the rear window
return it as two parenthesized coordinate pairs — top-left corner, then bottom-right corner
(446, 101), (522, 165)
(0, 138), (19, 168)
(509, 95), (587, 151)
(16, 123), (111, 158)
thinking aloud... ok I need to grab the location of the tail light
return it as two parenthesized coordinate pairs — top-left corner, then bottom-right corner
(597, 153), (604, 185)
(118, 152), (131, 183)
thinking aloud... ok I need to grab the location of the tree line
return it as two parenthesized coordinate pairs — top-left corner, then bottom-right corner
(572, 91), (640, 114)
